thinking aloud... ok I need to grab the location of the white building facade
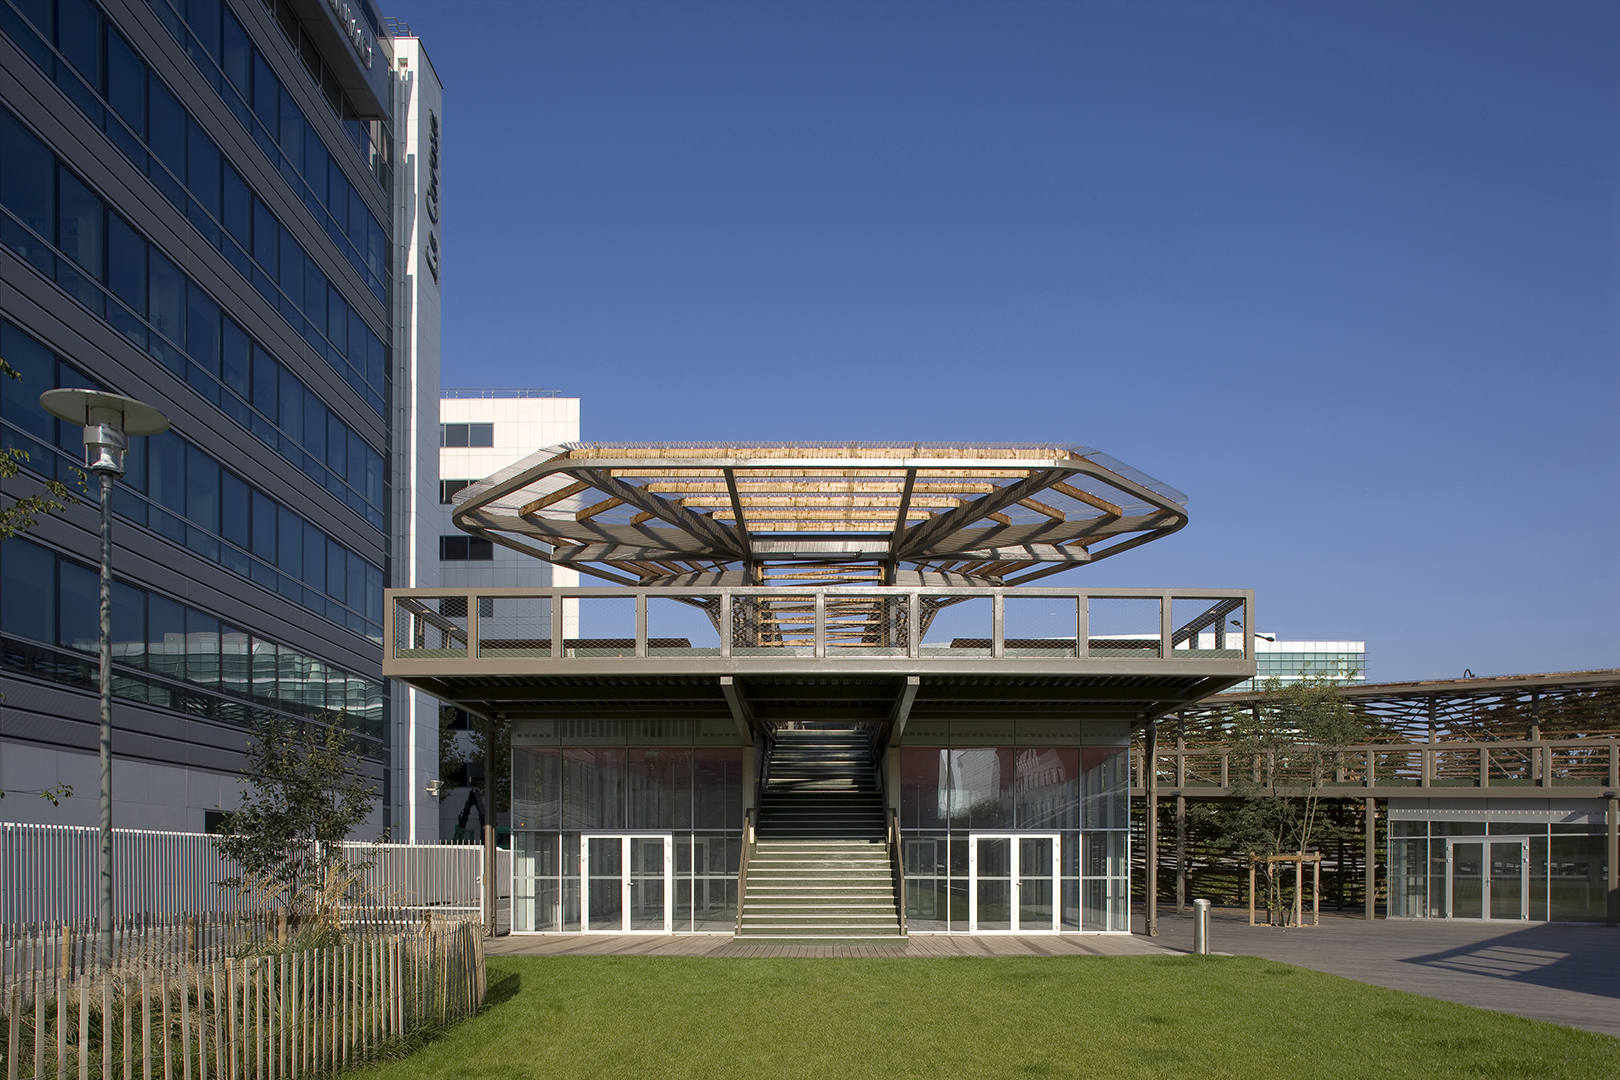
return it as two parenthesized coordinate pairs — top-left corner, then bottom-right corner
(430, 390), (581, 840)
(385, 35), (446, 843)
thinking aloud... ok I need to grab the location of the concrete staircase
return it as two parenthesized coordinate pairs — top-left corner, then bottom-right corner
(736, 728), (905, 943)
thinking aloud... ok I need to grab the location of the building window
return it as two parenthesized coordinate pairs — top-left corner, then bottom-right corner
(440, 479), (475, 504)
(0, 538), (386, 740)
(441, 423), (493, 448)
(0, 324), (388, 638)
(440, 535), (493, 561)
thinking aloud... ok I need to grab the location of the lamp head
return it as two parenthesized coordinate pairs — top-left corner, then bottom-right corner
(39, 389), (169, 477)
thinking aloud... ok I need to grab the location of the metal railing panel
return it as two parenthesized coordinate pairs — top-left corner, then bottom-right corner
(0, 824), (501, 926)
(388, 586), (1255, 671)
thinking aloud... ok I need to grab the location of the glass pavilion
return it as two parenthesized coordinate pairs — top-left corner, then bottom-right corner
(385, 443), (1254, 936)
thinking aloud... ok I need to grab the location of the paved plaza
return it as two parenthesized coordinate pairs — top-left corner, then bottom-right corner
(1140, 907), (1620, 1037)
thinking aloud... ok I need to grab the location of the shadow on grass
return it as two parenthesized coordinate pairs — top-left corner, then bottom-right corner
(484, 970), (523, 1008)
(359, 970), (523, 1069)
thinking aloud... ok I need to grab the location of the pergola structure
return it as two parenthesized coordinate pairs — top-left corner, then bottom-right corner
(1134, 669), (1620, 928)
(450, 442), (1189, 588)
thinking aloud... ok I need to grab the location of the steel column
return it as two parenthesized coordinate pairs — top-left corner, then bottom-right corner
(1608, 793), (1618, 928)
(1145, 720), (1158, 937)
(484, 716), (499, 937)
(96, 471), (114, 965)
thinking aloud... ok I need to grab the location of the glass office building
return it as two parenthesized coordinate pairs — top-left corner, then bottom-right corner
(0, 0), (437, 833)
(1224, 636), (1366, 693)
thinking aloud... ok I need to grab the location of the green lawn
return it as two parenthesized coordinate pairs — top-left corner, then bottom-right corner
(356, 954), (1617, 1080)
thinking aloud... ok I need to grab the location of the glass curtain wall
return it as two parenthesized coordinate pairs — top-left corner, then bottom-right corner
(0, 536), (385, 740)
(1387, 819), (1610, 922)
(511, 747), (744, 932)
(899, 746), (1131, 932)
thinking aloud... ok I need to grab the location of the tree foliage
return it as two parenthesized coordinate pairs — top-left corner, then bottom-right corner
(0, 357), (80, 540)
(214, 717), (380, 924)
(1195, 675), (1367, 923)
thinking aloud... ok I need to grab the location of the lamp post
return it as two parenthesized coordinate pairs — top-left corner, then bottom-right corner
(39, 389), (169, 966)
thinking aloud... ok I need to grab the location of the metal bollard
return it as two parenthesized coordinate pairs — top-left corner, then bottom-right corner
(1192, 898), (1211, 955)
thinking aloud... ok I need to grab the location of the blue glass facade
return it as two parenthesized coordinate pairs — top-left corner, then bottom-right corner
(0, 0), (399, 830)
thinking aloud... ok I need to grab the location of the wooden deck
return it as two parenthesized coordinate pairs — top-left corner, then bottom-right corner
(487, 932), (1173, 959)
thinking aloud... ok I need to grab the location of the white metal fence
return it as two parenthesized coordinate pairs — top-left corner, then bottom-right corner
(0, 824), (508, 926)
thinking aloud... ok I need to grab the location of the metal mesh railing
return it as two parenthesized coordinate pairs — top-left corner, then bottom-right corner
(572, 596), (637, 656)
(648, 596), (721, 656)
(0, 825), (497, 926)
(1372, 750), (1422, 786)
(392, 597), (467, 659)
(388, 588), (1253, 666)
(1087, 596), (1161, 657)
(824, 595), (909, 655)
(1003, 597), (1079, 657)
(1432, 749), (1482, 787)
(1549, 744), (1612, 785)
(921, 596), (991, 656)
(477, 596), (553, 658)
(1170, 596), (1246, 657)
(731, 595), (816, 654)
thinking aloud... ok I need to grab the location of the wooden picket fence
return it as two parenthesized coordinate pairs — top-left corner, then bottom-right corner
(0, 915), (484, 1079)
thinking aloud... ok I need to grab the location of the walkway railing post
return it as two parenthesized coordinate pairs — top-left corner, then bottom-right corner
(1364, 797), (1377, 922)
(1607, 792), (1617, 928)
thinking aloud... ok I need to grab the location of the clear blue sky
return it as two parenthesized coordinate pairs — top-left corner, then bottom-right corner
(384, 0), (1618, 682)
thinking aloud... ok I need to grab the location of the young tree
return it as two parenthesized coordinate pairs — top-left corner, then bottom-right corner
(1205, 674), (1366, 923)
(214, 716), (380, 926)
(0, 357), (80, 539)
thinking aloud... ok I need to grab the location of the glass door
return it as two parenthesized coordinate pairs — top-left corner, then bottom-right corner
(1488, 840), (1526, 921)
(1447, 838), (1527, 920)
(629, 836), (669, 931)
(969, 834), (1059, 933)
(972, 836), (1013, 931)
(1018, 836), (1057, 933)
(1449, 841), (1484, 919)
(580, 834), (673, 933)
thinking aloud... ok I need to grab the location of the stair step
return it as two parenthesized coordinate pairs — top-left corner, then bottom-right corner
(735, 930), (903, 938)
(741, 730), (905, 941)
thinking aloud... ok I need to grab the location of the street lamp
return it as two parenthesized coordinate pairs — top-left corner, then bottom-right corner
(39, 389), (169, 966)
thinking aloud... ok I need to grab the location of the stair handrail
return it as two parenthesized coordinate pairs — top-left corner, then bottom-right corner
(887, 805), (907, 938)
(735, 805), (756, 936)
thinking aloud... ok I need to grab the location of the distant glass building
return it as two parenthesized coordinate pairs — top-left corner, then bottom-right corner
(1222, 636), (1366, 693)
(0, 0), (440, 835)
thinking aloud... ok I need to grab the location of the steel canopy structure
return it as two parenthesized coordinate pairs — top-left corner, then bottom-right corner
(450, 442), (1189, 589)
